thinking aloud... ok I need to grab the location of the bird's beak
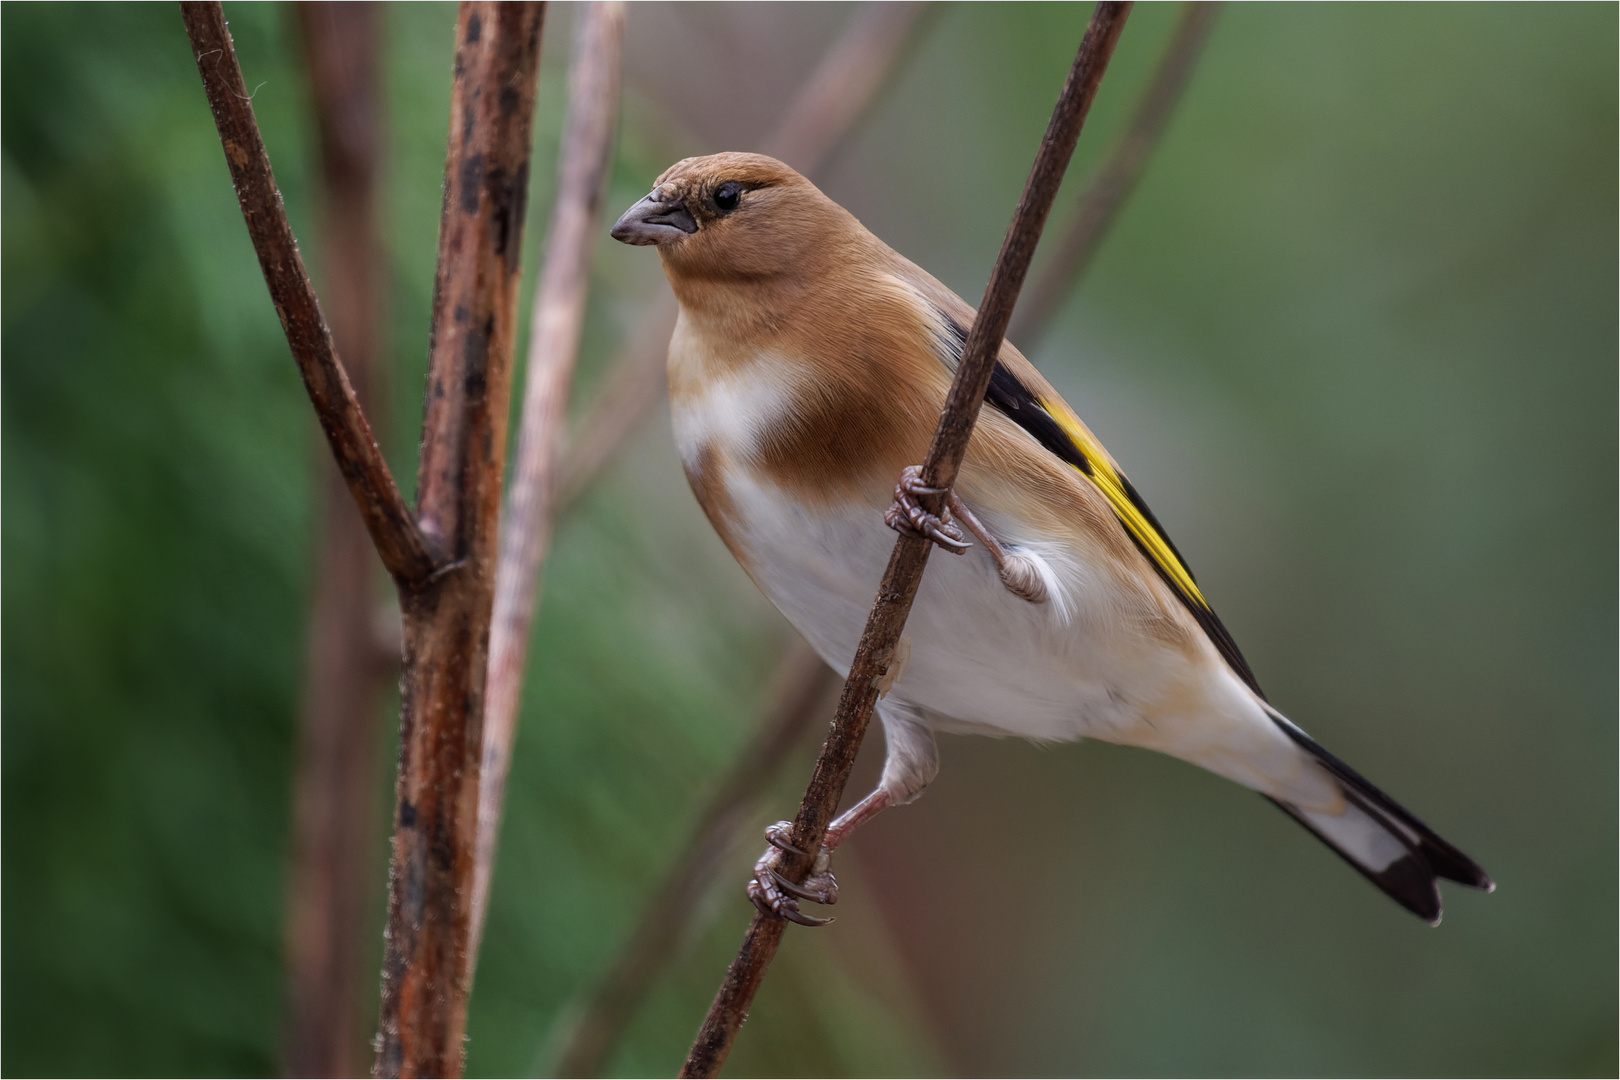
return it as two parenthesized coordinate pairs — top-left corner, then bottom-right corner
(610, 189), (697, 246)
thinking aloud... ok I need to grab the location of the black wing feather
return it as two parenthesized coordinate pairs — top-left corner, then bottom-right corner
(932, 308), (1264, 697)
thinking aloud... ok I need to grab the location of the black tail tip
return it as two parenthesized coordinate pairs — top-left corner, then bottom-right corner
(1376, 853), (1444, 924)
(1421, 837), (1495, 893)
(1374, 848), (1494, 925)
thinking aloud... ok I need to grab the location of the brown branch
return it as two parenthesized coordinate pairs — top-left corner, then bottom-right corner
(282, 5), (391, 1077)
(679, 5), (1133, 1076)
(1009, 0), (1220, 345)
(374, 5), (545, 1076)
(547, 639), (832, 1078)
(554, 0), (930, 511)
(471, 0), (626, 971)
(532, 10), (932, 1073)
(183, 3), (543, 1075)
(555, 9), (1219, 1071)
(180, 1), (437, 587)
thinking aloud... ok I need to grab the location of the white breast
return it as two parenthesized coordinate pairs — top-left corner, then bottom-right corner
(667, 311), (807, 472)
(702, 453), (1149, 743)
(670, 366), (792, 473)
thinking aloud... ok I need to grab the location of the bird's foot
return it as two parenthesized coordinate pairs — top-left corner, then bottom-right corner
(747, 821), (839, 926)
(885, 465), (969, 553)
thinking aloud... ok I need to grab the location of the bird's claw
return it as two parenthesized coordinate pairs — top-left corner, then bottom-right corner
(747, 877), (833, 926)
(748, 820), (838, 926)
(763, 819), (809, 857)
(885, 465), (970, 553)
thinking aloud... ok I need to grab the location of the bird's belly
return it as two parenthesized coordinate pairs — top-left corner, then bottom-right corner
(716, 465), (1177, 744)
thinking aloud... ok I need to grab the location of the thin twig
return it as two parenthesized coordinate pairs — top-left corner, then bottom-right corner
(552, 3), (1216, 1072)
(547, 639), (831, 1078)
(180, 1), (438, 587)
(282, 5), (391, 1076)
(538, 9), (931, 1073)
(375, 5), (545, 1076)
(472, 0), (626, 971)
(554, 1), (930, 511)
(679, 5), (1133, 1075)
(1009, 0), (1220, 346)
(553, 293), (676, 510)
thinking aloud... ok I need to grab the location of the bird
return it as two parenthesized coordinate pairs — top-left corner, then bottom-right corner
(609, 151), (1493, 927)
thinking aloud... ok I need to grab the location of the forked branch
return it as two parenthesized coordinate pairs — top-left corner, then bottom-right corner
(679, 4), (1133, 1075)
(183, 3), (544, 1075)
(377, 5), (545, 1075)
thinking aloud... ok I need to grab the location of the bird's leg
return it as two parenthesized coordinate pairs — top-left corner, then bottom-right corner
(747, 789), (894, 926)
(884, 466), (1048, 603)
(884, 465), (969, 553)
(945, 495), (1050, 604)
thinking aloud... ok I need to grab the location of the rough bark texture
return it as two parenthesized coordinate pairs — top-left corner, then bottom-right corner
(679, 5), (1133, 1076)
(472, 1), (626, 970)
(374, 5), (544, 1077)
(182, 3), (544, 1076)
(283, 5), (392, 1076)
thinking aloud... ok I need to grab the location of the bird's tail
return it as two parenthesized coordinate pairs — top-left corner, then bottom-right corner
(1263, 708), (1494, 924)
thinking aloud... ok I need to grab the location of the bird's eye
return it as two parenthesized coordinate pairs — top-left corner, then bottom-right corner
(713, 181), (744, 213)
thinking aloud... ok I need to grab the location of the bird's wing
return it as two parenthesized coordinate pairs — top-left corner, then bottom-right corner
(929, 307), (1264, 698)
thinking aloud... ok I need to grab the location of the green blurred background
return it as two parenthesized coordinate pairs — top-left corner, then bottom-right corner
(3, 2), (1614, 1076)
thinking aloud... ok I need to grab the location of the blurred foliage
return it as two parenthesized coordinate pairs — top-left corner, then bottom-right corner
(3, 3), (1614, 1078)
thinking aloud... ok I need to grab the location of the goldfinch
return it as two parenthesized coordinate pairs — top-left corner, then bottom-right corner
(610, 152), (1492, 925)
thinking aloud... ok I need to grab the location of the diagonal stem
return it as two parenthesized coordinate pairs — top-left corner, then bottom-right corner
(552, 3), (1219, 1072)
(1009, 0), (1221, 345)
(179, 1), (438, 587)
(549, 639), (832, 1078)
(678, 4), (1133, 1076)
(534, 8), (932, 1074)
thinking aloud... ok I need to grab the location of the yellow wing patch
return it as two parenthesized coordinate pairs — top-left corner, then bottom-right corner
(928, 305), (1262, 692)
(1036, 395), (1211, 611)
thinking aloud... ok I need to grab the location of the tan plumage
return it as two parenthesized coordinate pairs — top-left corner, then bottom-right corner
(611, 152), (1492, 924)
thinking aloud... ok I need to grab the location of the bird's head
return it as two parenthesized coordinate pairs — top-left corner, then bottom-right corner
(610, 152), (849, 281)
